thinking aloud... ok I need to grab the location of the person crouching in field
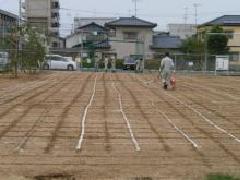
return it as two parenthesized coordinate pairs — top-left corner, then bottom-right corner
(160, 52), (175, 89)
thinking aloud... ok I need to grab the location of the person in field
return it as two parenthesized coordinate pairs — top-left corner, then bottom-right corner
(104, 57), (109, 72)
(160, 52), (175, 89)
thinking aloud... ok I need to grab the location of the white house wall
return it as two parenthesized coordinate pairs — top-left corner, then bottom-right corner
(109, 27), (154, 59)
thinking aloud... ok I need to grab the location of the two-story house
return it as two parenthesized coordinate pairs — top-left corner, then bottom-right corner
(198, 15), (240, 59)
(105, 16), (157, 59)
(66, 22), (110, 58)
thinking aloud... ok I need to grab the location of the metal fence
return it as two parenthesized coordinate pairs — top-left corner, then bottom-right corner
(1, 48), (240, 75)
(145, 54), (240, 74)
(0, 48), (41, 75)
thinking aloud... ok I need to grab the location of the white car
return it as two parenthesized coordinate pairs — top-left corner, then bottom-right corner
(43, 55), (76, 71)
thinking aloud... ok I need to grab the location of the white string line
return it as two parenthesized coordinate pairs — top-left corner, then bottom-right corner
(151, 101), (199, 148)
(161, 89), (240, 144)
(111, 75), (141, 152)
(76, 75), (98, 150)
(160, 112), (198, 148)
(138, 75), (240, 144)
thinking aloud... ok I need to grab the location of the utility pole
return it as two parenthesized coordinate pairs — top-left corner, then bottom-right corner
(19, 0), (22, 27)
(19, 0), (22, 49)
(183, 7), (188, 25)
(183, 7), (188, 38)
(193, 3), (201, 26)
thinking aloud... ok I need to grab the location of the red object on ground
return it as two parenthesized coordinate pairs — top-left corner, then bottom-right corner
(170, 73), (176, 90)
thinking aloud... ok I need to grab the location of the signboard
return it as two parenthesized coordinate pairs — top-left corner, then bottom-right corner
(216, 56), (229, 71)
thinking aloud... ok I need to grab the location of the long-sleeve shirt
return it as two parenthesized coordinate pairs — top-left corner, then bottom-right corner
(161, 57), (174, 72)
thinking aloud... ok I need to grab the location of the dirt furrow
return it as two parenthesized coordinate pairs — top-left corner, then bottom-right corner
(44, 73), (93, 153)
(103, 73), (112, 152)
(176, 88), (240, 130)
(15, 74), (78, 150)
(0, 73), (59, 106)
(0, 74), (72, 119)
(0, 74), (75, 140)
(115, 74), (171, 152)
(135, 75), (240, 165)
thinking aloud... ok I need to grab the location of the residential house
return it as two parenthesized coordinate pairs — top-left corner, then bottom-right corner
(105, 16), (157, 59)
(66, 22), (110, 58)
(151, 32), (182, 58)
(74, 17), (117, 33)
(198, 15), (240, 59)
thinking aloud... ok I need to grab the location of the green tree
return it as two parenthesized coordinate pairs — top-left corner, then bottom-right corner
(22, 25), (46, 73)
(181, 36), (204, 54)
(207, 25), (229, 55)
(5, 26), (19, 77)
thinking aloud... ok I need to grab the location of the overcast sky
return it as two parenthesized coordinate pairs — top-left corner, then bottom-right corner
(1, 0), (240, 36)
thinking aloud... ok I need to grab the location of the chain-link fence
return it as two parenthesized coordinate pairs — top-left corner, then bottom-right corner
(144, 53), (240, 74)
(0, 48), (43, 76)
(2, 47), (239, 75)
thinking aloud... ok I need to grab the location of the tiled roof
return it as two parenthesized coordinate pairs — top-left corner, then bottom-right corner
(201, 15), (240, 26)
(152, 33), (182, 49)
(105, 16), (157, 28)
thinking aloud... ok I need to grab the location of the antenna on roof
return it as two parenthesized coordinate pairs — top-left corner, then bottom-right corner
(132, 0), (141, 17)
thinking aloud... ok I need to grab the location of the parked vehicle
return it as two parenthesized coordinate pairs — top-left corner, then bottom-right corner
(123, 55), (143, 70)
(43, 55), (76, 71)
(0, 52), (10, 71)
(123, 56), (136, 70)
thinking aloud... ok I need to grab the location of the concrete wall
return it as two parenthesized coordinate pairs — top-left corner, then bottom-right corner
(109, 27), (154, 59)
(24, 0), (59, 36)
(66, 33), (82, 48)
(25, 0), (50, 18)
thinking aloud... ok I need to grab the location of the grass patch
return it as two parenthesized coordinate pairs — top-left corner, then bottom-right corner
(206, 173), (240, 180)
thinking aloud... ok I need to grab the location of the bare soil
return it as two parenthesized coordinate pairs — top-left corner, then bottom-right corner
(0, 71), (240, 180)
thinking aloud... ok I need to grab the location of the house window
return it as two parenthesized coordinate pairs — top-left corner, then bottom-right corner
(109, 28), (116, 37)
(51, 41), (59, 48)
(123, 32), (138, 40)
(51, 2), (59, 9)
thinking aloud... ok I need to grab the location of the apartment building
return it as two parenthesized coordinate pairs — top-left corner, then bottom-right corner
(168, 24), (196, 39)
(23, 0), (60, 47)
(0, 9), (18, 38)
